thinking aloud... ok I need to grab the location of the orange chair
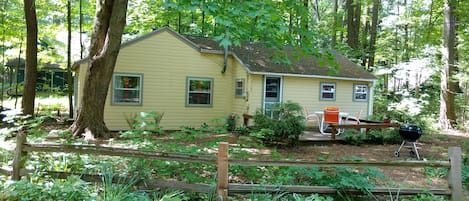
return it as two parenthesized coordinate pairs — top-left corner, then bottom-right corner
(325, 106), (339, 111)
(320, 109), (343, 135)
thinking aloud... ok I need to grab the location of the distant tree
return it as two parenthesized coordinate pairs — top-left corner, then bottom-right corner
(71, 0), (129, 138)
(346, 0), (360, 50)
(367, 0), (379, 69)
(22, 0), (38, 116)
(439, 0), (458, 129)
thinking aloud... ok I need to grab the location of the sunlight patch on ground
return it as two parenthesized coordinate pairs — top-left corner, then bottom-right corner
(1, 96), (69, 112)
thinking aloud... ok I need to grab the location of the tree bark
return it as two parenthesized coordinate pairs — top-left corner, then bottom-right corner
(67, 0), (73, 118)
(331, 0), (339, 47)
(439, 0), (457, 129)
(346, 0), (360, 50)
(22, 0), (38, 116)
(71, 0), (129, 138)
(368, 0), (379, 68)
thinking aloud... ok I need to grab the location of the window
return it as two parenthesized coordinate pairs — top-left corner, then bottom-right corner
(187, 77), (213, 106)
(320, 82), (336, 100)
(353, 84), (368, 101)
(112, 73), (143, 105)
(235, 78), (245, 97)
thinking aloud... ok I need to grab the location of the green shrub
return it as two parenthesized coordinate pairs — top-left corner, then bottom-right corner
(463, 157), (469, 190)
(342, 128), (401, 146)
(252, 101), (305, 146)
(367, 128), (401, 144)
(341, 129), (365, 146)
(121, 111), (164, 139)
(1, 176), (93, 201)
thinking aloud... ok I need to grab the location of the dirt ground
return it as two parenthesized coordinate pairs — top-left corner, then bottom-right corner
(267, 131), (469, 190)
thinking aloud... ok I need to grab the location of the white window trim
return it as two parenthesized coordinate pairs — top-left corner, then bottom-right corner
(320, 82), (336, 101)
(111, 73), (143, 105)
(186, 77), (214, 107)
(353, 84), (368, 102)
(235, 78), (245, 98)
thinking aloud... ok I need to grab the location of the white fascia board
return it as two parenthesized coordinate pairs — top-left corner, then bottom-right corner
(249, 71), (378, 82)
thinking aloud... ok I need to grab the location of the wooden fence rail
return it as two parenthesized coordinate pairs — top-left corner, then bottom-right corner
(3, 133), (464, 201)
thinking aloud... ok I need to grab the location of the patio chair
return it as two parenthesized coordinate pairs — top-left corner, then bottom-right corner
(304, 107), (320, 127)
(346, 110), (362, 124)
(320, 109), (344, 135)
(325, 106), (339, 111)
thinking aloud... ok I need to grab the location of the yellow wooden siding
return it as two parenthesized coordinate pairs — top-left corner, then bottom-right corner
(282, 76), (369, 118)
(229, 61), (249, 126)
(86, 31), (237, 130)
(246, 74), (264, 115)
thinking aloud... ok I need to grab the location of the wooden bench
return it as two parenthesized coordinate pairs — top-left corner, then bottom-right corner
(330, 123), (400, 140)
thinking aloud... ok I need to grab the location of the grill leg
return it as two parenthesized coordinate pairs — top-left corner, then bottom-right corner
(394, 140), (406, 157)
(397, 140), (406, 153)
(412, 142), (420, 160)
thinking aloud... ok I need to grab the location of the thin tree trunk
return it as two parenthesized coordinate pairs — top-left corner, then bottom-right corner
(0, 0), (7, 106)
(312, 0), (320, 22)
(331, 0), (338, 47)
(361, 6), (369, 67)
(67, 0), (73, 118)
(79, 0), (83, 59)
(71, 0), (129, 138)
(439, 0), (457, 129)
(368, 0), (379, 68)
(346, 0), (360, 50)
(22, 0), (38, 116)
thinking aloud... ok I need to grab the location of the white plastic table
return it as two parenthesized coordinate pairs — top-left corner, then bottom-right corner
(314, 111), (349, 135)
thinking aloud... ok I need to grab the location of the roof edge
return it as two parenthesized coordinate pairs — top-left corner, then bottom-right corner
(249, 71), (378, 82)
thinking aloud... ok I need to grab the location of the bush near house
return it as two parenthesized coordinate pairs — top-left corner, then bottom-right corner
(251, 101), (305, 146)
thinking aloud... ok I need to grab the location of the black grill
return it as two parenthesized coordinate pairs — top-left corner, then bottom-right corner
(399, 124), (423, 142)
(395, 124), (423, 160)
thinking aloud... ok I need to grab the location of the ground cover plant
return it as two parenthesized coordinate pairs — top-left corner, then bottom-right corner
(1, 110), (467, 200)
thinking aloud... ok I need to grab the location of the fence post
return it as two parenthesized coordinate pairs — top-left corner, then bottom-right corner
(12, 132), (26, 180)
(216, 142), (229, 201)
(448, 147), (462, 201)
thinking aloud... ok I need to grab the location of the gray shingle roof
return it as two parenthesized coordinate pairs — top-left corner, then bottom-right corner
(184, 35), (377, 81)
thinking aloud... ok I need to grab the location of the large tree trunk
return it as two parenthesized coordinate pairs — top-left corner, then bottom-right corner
(439, 0), (457, 129)
(22, 0), (38, 116)
(71, 0), (129, 139)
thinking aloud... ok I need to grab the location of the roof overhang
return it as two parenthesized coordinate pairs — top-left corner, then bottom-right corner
(248, 71), (378, 82)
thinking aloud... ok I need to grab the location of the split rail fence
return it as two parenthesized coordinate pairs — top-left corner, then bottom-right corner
(0, 133), (464, 201)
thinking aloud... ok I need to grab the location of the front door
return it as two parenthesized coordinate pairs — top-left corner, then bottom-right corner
(263, 76), (282, 119)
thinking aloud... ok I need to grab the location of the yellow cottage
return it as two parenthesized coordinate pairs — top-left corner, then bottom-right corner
(73, 27), (377, 131)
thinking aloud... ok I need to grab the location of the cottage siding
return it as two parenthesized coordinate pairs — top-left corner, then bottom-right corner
(282, 77), (369, 118)
(75, 28), (375, 131)
(98, 31), (234, 130)
(229, 61), (249, 125)
(247, 74), (264, 115)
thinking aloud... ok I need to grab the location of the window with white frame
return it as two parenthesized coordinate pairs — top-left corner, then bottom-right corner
(320, 82), (336, 100)
(235, 78), (245, 97)
(187, 77), (213, 106)
(112, 73), (143, 105)
(353, 84), (368, 101)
